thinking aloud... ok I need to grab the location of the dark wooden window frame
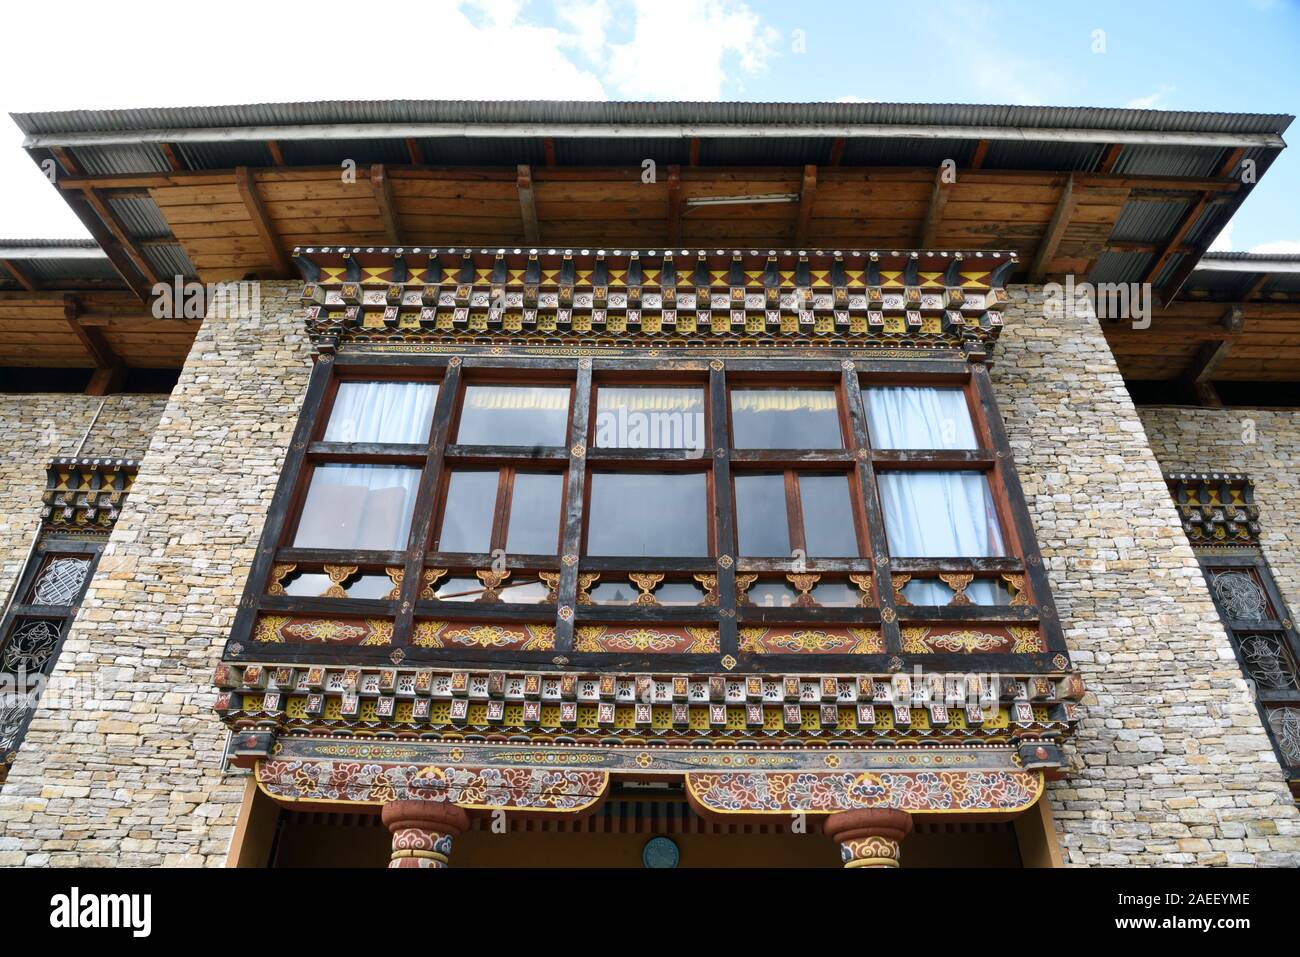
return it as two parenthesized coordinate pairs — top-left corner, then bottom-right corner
(226, 353), (1067, 674)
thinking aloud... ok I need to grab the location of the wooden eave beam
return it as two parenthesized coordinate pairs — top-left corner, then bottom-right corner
(80, 187), (161, 289)
(542, 138), (556, 167)
(1028, 174), (1078, 282)
(689, 138), (701, 166)
(1143, 191), (1210, 286)
(968, 139), (989, 169)
(517, 164), (540, 244)
(267, 140), (286, 166)
(1153, 150), (1251, 305)
(1242, 273), (1272, 301)
(828, 138), (846, 167)
(0, 259), (39, 292)
(235, 166), (291, 276)
(918, 165), (951, 248)
(1097, 143), (1123, 173)
(159, 142), (186, 171)
(405, 138), (424, 165)
(794, 165), (817, 247)
(369, 164), (401, 245)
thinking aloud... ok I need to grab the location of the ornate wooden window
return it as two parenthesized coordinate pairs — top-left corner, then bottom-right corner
(217, 248), (1084, 819)
(1168, 472), (1300, 799)
(0, 458), (136, 786)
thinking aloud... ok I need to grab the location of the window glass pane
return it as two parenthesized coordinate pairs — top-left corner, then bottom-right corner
(810, 582), (860, 607)
(967, 579), (1012, 606)
(734, 473), (790, 557)
(324, 381), (438, 444)
(798, 473), (859, 557)
(457, 385), (570, 446)
(594, 386), (707, 451)
(589, 581), (639, 605)
(900, 578), (955, 606)
(433, 576), (484, 602)
(731, 388), (842, 449)
(877, 471), (1006, 557)
(437, 471), (499, 553)
(294, 465), (419, 551)
(656, 581), (706, 605)
(506, 473), (563, 555)
(863, 386), (977, 450)
(586, 472), (708, 557)
(499, 580), (549, 604)
(746, 581), (799, 608)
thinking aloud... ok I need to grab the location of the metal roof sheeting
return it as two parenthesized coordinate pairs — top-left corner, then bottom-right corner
(11, 100), (1294, 137)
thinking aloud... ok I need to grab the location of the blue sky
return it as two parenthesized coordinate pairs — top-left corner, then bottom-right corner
(2, 0), (1297, 249)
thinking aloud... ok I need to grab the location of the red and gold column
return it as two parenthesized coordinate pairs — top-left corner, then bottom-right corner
(381, 799), (470, 869)
(824, 809), (913, 868)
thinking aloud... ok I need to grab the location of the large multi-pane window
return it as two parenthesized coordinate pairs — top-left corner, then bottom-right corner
(237, 358), (1051, 662)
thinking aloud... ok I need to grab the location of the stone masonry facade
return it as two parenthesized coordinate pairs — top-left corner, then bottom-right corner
(1, 281), (1297, 866)
(993, 286), (1299, 866)
(1139, 406), (1300, 617)
(0, 283), (310, 866)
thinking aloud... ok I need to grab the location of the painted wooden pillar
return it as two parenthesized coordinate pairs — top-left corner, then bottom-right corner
(381, 799), (470, 868)
(823, 808), (913, 868)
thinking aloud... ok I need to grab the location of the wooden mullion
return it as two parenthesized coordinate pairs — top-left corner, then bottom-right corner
(228, 355), (334, 654)
(840, 364), (900, 652)
(491, 467), (516, 552)
(784, 469), (806, 556)
(392, 361), (460, 648)
(708, 365), (738, 662)
(970, 361), (1068, 655)
(555, 362), (593, 650)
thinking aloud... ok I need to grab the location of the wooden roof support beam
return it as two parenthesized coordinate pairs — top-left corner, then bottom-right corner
(267, 140), (286, 166)
(918, 165), (952, 248)
(828, 138), (846, 167)
(1028, 174), (1078, 282)
(517, 164), (540, 244)
(1097, 143), (1123, 173)
(666, 164), (682, 245)
(542, 138), (556, 167)
(51, 146), (82, 177)
(369, 164), (401, 245)
(1154, 149), (1251, 306)
(59, 191), (152, 300)
(0, 259), (39, 292)
(689, 137), (701, 166)
(405, 138), (424, 165)
(1143, 191), (1210, 288)
(968, 139), (989, 169)
(794, 165), (817, 247)
(64, 294), (125, 395)
(159, 142), (186, 171)
(1184, 305), (1245, 407)
(81, 187), (161, 287)
(235, 166), (291, 276)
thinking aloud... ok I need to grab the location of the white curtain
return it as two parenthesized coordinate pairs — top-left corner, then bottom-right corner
(877, 471), (1005, 558)
(324, 381), (437, 444)
(864, 387), (977, 449)
(294, 464), (420, 551)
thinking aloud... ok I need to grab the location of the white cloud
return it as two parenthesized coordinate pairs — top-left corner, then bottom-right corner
(1209, 221), (1235, 252)
(603, 0), (779, 99)
(557, 0), (613, 64)
(1125, 84), (1176, 110)
(1248, 240), (1300, 254)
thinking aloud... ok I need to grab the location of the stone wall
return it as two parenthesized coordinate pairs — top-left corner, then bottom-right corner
(0, 283), (311, 866)
(0, 393), (166, 612)
(3, 281), (1298, 867)
(991, 286), (1299, 866)
(1139, 406), (1300, 617)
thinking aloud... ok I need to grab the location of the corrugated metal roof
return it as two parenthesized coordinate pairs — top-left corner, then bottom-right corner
(143, 243), (197, 280)
(11, 100), (1294, 136)
(1090, 250), (1152, 285)
(1199, 251), (1300, 263)
(108, 195), (172, 241)
(1111, 145), (1224, 177)
(22, 257), (120, 282)
(1110, 200), (1192, 243)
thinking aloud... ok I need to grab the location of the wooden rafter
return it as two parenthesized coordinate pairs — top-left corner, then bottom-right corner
(1028, 174), (1078, 282)
(1097, 143), (1123, 173)
(234, 166), (291, 276)
(80, 187), (161, 287)
(794, 165), (817, 247)
(542, 138), (556, 167)
(828, 138), (846, 167)
(1143, 192), (1210, 287)
(58, 191), (152, 301)
(1242, 273), (1272, 301)
(517, 164), (540, 244)
(369, 164), (401, 245)
(267, 140), (286, 166)
(159, 143), (186, 172)
(689, 138), (700, 166)
(0, 259), (38, 292)
(666, 165), (682, 245)
(405, 138), (424, 165)
(968, 140), (989, 170)
(1152, 149), (1249, 303)
(918, 166), (952, 248)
